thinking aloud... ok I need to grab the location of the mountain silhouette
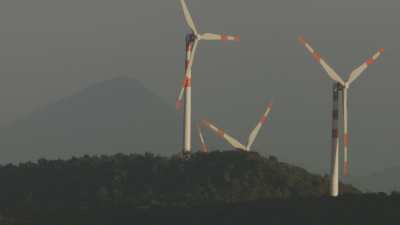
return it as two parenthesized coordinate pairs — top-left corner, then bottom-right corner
(0, 77), (180, 163)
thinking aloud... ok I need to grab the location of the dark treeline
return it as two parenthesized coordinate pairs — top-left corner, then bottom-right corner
(1, 151), (357, 210)
(24, 193), (400, 225)
(4, 151), (394, 224)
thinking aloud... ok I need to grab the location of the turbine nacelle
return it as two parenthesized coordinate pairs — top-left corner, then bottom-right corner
(180, 0), (239, 43)
(185, 33), (240, 43)
(186, 33), (197, 44)
(335, 82), (347, 90)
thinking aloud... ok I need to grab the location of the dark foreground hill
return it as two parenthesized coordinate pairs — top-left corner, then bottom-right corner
(0, 151), (358, 211)
(0, 77), (180, 163)
(11, 193), (398, 225)
(5, 151), (400, 225)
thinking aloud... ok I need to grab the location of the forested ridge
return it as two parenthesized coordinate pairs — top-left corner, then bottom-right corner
(0, 151), (358, 210)
(4, 151), (400, 225)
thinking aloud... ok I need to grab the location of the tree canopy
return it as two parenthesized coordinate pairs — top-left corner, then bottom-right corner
(0, 151), (358, 211)
(3, 151), (400, 225)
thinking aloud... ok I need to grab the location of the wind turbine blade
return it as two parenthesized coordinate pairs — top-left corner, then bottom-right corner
(176, 42), (195, 110)
(347, 48), (384, 85)
(298, 36), (345, 85)
(176, 79), (188, 110)
(202, 120), (247, 151)
(343, 88), (350, 176)
(185, 41), (194, 71)
(246, 102), (273, 151)
(176, 40), (199, 110)
(197, 124), (208, 153)
(180, 0), (198, 35)
(200, 33), (240, 41)
(188, 40), (199, 69)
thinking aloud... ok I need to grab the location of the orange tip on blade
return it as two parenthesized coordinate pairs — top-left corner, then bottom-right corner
(298, 36), (305, 44)
(176, 101), (183, 110)
(379, 48), (385, 53)
(234, 35), (240, 41)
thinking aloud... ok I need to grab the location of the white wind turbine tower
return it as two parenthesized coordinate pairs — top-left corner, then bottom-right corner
(202, 102), (273, 151)
(176, 0), (239, 156)
(299, 36), (384, 197)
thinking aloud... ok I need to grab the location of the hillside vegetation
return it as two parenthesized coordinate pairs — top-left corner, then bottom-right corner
(0, 151), (358, 211)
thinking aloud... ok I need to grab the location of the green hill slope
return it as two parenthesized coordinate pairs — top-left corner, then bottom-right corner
(0, 151), (358, 211)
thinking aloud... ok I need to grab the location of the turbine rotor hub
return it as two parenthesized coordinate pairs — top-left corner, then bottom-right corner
(186, 33), (197, 43)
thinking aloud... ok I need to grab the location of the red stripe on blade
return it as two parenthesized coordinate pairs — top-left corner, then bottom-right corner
(260, 116), (268, 124)
(184, 77), (192, 87)
(187, 43), (193, 52)
(217, 129), (225, 138)
(313, 52), (321, 62)
(176, 101), (182, 110)
(221, 35), (228, 41)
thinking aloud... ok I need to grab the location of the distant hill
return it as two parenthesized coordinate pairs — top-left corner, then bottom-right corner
(0, 151), (359, 212)
(0, 77), (180, 163)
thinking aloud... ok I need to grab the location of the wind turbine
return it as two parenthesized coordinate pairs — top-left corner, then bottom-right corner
(197, 124), (208, 153)
(202, 102), (273, 151)
(298, 36), (384, 197)
(176, 0), (239, 156)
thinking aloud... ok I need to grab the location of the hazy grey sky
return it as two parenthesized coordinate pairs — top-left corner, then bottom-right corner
(0, 0), (399, 176)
